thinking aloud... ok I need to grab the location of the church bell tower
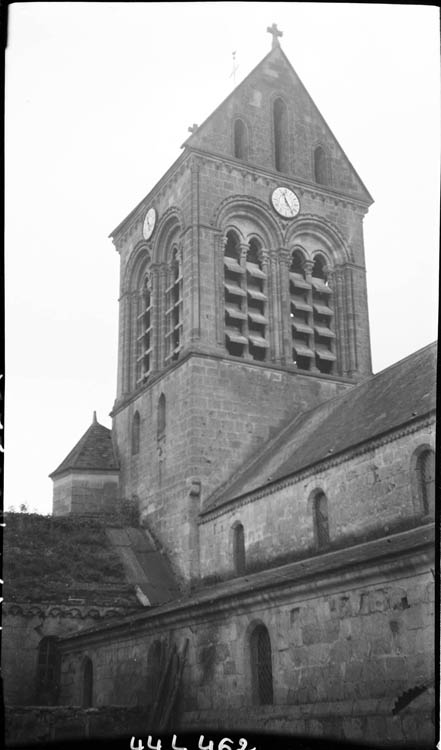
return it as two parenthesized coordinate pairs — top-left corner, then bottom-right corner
(109, 26), (373, 586)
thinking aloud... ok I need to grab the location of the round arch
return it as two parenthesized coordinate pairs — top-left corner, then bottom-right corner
(245, 619), (274, 706)
(123, 241), (152, 293)
(285, 215), (350, 266)
(213, 195), (284, 250)
(152, 207), (185, 264)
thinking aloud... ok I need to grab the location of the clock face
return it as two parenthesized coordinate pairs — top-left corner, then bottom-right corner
(142, 207), (157, 240)
(271, 187), (300, 218)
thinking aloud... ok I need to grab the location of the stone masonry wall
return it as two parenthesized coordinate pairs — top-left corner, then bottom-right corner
(113, 355), (350, 584)
(58, 549), (435, 746)
(2, 605), (127, 706)
(53, 472), (119, 516)
(198, 421), (435, 580)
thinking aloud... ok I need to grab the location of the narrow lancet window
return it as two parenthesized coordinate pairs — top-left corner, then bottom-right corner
(314, 491), (330, 548)
(250, 625), (273, 705)
(132, 411), (140, 455)
(82, 658), (93, 708)
(157, 393), (166, 439)
(234, 119), (248, 160)
(314, 146), (327, 184)
(273, 98), (288, 172)
(233, 522), (246, 574)
(416, 449), (435, 515)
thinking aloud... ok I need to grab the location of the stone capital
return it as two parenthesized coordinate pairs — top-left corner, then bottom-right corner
(279, 248), (291, 268)
(303, 259), (314, 276)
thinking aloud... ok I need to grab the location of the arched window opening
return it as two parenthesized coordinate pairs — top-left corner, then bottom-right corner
(416, 449), (435, 515)
(273, 98), (289, 172)
(314, 491), (330, 549)
(224, 230), (247, 358)
(233, 523), (246, 575)
(224, 233), (269, 362)
(314, 146), (327, 185)
(312, 254), (328, 281)
(246, 238), (268, 362)
(165, 247), (183, 363)
(311, 254), (335, 375)
(234, 119), (248, 161)
(82, 657), (93, 708)
(250, 625), (273, 705)
(157, 393), (166, 439)
(289, 249), (336, 375)
(136, 275), (153, 385)
(132, 411), (140, 455)
(289, 250), (313, 372)
(36, 637), (60, 706)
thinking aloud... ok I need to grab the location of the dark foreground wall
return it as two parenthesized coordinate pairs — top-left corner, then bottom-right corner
(5, 706), (146, 746)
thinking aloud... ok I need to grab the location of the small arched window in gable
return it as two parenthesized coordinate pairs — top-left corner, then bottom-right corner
(416, 448), (435, 516)
(232, 522), (246, 575)
(36, 637), (60, 705)
(314, 146), (327, 185)
(82, 657), (93, 708)
(234, 119), (248, 160)
(250, 624), (273, 705)
(314, 491), (330, 549)
(157, 393), (166, 439)
(132, 411), (140, 455)
(273, 97), (289, 172)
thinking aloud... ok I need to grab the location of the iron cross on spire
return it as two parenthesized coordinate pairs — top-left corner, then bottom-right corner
(267, 23), (283, 49)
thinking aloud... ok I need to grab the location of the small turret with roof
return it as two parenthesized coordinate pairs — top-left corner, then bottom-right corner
(49, 412), (120, 516)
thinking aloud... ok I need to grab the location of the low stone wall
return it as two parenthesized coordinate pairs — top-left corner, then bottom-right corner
(181, 692), (435, 746)
(5, 706), (147, 746)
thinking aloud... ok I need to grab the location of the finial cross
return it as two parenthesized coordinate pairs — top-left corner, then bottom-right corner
(267, 23), (283, 49)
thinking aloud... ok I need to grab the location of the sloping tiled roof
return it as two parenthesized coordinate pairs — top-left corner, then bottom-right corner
(4, 514), (181, 608)
(106, 528), (181, 606)
(203, 342), (437, 514)
(50, 414), (119, 478)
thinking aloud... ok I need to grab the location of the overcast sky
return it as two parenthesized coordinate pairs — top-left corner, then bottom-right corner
(5, 3), (439, 514)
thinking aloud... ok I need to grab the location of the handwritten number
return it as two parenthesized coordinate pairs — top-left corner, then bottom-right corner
(130, 739), (144, 750)
(218, 739), (234, 750)
(147, 737), (161, 750)
(198, 737), (214, 750)
(171, 736), (187, 750)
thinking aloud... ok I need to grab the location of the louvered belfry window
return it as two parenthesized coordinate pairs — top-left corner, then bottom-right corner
(224, 232), (269, 361)
(311, 255), (336, 374)
(417, 449), (435, 515)
(289, 252), (336, 374)
(251, 625), (273, 705)
(165, 247), (183, 363)
(136, 275), (152, 385)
